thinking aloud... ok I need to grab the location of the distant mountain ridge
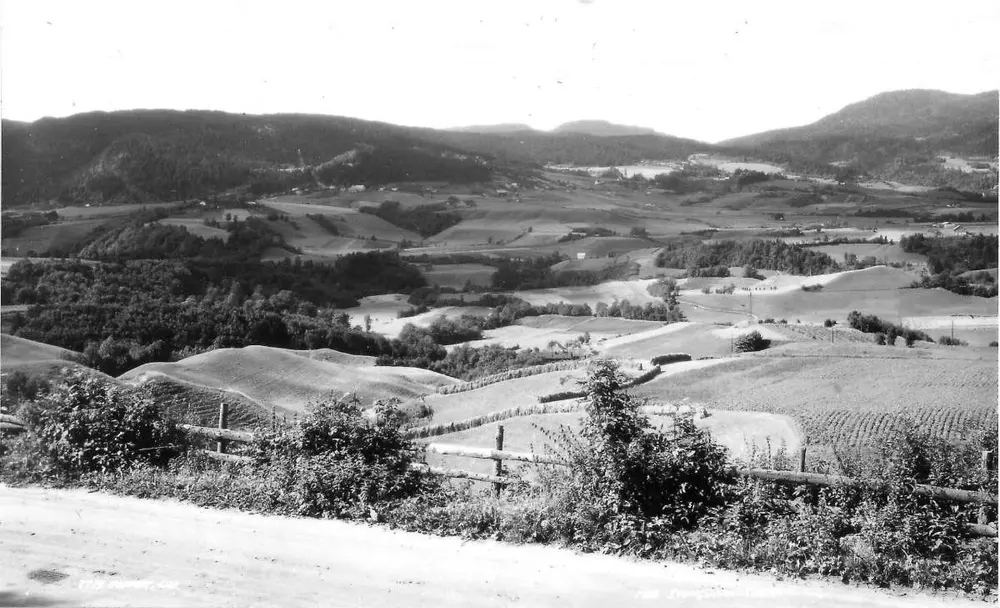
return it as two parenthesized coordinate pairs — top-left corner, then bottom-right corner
(551, 120), (659, 137)
(450, 119), (661, 137)
(722, 89), (998, 153)
(719, 89), (998, 189)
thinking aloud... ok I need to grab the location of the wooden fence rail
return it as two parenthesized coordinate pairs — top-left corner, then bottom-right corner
(4, 409), (997, 537)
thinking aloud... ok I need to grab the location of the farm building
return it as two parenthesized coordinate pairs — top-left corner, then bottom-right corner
(347, 185), (366, 193)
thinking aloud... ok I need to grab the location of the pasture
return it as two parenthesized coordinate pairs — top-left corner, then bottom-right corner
(120, 345), (457, 413)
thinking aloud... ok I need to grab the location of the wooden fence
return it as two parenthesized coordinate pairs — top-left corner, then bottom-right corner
(4, 407), (997, 537)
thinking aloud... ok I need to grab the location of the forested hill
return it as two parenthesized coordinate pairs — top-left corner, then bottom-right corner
(1, 110), (718, 208)
(0, 110), (511, 208)
(718, 89), (999, 188)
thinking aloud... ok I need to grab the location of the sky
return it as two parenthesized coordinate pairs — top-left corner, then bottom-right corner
(1, 0), (997, 143)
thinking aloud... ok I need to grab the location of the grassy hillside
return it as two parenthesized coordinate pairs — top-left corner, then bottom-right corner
(120, 345), (458, 412)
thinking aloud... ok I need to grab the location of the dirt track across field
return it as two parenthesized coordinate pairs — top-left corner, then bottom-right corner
(0, 486), (983, 607)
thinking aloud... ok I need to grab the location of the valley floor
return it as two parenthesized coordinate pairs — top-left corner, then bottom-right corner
(0, 486), (985, 608)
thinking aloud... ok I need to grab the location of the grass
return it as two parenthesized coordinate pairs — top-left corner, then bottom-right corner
(120, 345), (458, 413)
(422, 369), (590, 425)
(1, 220), (106, 255)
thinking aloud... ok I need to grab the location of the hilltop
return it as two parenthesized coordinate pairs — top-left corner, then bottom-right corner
(551, 120), (659, 137)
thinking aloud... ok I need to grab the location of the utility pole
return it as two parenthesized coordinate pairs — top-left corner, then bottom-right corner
(748, 292), (753, 323)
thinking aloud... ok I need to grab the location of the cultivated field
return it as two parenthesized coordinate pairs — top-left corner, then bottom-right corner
(120, 345), (458, 413)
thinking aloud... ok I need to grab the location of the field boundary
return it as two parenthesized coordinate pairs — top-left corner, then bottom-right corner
(5, 410), (995, 536)
(436, 360), (587, 395)
(175, 415), (1000, 537)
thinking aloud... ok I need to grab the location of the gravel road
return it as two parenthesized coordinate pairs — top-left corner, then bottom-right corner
(0, 486), (983, 607)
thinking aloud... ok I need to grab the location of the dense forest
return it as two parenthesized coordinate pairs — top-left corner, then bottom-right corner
(655, 239), (840, 275)
(900, 234), (998, 297)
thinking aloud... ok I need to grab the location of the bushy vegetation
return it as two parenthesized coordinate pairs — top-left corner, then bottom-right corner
(733, 330), (770, 353)
(650, 353), (692, 365)
(3, 373), (183, 479)
(686, 265), (731, 278)
(491, 253), (634, 290)
(2, 364), (996, 597)
(242, 398), (432, 519)
(359, 201), (463, 239)
(901, 234), (998, 297)
(847, 310), (933, 345)
(655, 238), (839, 275)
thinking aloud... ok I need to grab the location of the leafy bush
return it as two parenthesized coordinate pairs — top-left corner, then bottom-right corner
(4, 373), (183, 480)
(823, 318), (837, 327)
(245, 398), (431, 519)
(2, 371), (50, 403)
(801, 283), (824, 292)
(539, 361), (734, 549)
(938, 336), (968, 346)
(733, 330), (770, 353)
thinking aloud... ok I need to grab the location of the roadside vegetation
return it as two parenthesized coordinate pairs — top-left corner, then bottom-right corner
(2, 361), (995, 597)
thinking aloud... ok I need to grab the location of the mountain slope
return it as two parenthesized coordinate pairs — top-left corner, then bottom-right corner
(719, 89), (998, 188)
(723, 89), (998, 151)
(0, 110), (505, 208)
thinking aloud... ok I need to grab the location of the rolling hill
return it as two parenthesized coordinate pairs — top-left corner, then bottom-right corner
(119, 345), (459, 413)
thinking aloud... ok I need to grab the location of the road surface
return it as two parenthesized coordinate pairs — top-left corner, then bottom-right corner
(0, 486), (983, 607)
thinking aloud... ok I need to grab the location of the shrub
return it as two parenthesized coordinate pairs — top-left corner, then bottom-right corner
(990, 341), (998, 347)
(938, 336), (968, 346)
(875, 333), (887, 345)
(538, 390), (585, 404)
(540, 360), (735, 548)
(733, 330), (770, 353)
(5, 373), (183, 480)
(650, 353), (692, 366)
(801, 284), (824, 292)
(823, 319), (837, 328)
(246, 398), (430, 519)
(2, 371), (50, 403)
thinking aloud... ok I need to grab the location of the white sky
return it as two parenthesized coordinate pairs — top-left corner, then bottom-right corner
(1, 0), (997, 142)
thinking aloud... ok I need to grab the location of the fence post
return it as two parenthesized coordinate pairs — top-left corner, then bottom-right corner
(979, 450), (993, 525)
(494, 424), (505, 498)
(798, 444), (807, 473)
(217, 402), (229, 454)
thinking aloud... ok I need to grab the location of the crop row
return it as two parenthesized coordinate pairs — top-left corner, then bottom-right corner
(537, 365), (663, 404)
(436, 360), (586, 395)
